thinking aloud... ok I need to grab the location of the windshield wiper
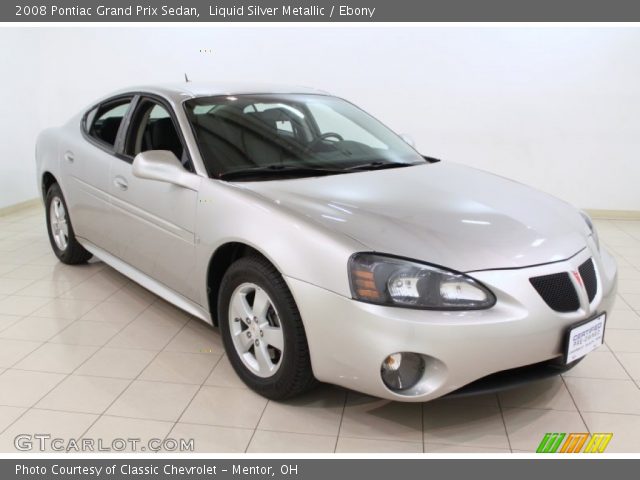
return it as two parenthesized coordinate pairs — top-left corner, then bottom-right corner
(342, 161), (419, 171)
(218, 164), (344, 181)
(218, 161), (421, 181)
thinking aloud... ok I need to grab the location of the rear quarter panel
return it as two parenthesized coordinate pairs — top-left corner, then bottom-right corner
(35, 126), (63, 199)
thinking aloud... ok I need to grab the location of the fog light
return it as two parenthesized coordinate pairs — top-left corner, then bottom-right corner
(380, 352), (425, 391)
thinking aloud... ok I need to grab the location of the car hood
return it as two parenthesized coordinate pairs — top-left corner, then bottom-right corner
(238, 162), (589, 272)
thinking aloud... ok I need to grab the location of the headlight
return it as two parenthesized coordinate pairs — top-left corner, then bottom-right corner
(580, 211), (600, 251)
(349, 253), (496, 310)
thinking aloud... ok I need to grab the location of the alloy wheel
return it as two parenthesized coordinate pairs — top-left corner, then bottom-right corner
(49, 196), (69, 251)
(228, 282), (284, 378)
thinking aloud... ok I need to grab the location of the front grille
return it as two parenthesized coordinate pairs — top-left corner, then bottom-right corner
(530, 272), (580, 312)
(578, 259), (598, 302)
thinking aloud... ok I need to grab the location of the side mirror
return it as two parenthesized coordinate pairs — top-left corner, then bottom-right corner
(132, 150), (198, 190)
(399, 133), (416, 148)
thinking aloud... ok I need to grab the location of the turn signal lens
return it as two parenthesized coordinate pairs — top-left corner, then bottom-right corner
(349, 253), (495, 310)
(352, 269), (381, 300)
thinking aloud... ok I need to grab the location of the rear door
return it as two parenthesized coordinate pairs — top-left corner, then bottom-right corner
(108, 95), (200, 301)
(65, 96), (133, 253)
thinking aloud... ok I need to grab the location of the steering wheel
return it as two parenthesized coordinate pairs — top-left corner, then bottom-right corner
(306, 132), (344, 151)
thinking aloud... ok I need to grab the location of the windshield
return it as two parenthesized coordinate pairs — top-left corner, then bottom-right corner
(183, 94), (426, 180)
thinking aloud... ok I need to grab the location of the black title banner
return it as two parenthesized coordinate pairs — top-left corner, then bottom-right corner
(4, 0), (640, 22)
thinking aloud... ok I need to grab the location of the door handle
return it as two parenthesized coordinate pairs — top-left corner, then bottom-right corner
(113, 176), (128, 191)
(63, 151), (75, 163)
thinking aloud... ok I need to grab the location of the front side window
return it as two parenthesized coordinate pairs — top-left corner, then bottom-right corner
(124, 99), (192, 171)
(184, 94), (425, 180)
(87, 99), (132, 147)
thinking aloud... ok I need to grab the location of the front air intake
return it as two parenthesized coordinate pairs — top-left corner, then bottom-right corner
(530, 272), (580, 313)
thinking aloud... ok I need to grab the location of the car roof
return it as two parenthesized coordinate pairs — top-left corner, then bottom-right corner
(108, 81), (330, 103)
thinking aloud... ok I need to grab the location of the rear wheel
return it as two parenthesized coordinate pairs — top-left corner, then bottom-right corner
(45, 183), (92, 265)
(218, 255), (316, 400)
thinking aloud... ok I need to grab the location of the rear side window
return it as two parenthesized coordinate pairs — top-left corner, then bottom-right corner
(86, 99), (132, 148)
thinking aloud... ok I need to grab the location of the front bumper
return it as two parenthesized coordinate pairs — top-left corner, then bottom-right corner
(287, 244), (617, 401)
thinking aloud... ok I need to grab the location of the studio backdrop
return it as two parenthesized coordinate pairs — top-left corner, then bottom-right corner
(1, 27), (638, 212)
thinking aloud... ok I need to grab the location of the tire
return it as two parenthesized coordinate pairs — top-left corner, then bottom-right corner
(45, 183), (92, 265)
(218, 255), (316, 400)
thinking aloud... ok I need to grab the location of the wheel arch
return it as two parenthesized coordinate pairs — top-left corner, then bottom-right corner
(206, 241), (280, 326)
(41, 171), (58, 198)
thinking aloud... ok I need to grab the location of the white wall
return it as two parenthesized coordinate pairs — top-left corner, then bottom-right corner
(1, 27), (639, 210)
(0, 29), (41, 209)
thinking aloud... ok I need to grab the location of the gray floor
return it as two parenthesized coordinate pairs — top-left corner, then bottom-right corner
(0, 206), (639, 453)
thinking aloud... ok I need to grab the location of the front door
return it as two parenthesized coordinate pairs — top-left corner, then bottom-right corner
(108, 97), (200, 301)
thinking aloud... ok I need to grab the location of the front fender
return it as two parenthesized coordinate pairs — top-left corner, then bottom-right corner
(194, 179), (365, 311)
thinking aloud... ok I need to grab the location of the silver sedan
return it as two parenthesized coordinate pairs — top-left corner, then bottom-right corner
(35, 82), (617, 401)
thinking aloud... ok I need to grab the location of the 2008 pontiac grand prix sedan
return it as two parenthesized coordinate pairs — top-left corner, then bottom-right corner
(35, 82), (617, 401)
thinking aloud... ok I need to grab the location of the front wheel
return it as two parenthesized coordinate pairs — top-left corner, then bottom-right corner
(45, 183), (92, 265)
(218, 255), (316, 400)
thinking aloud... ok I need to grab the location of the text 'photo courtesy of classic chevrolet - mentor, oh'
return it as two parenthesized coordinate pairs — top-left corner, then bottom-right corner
(35, 82), (618, 401)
